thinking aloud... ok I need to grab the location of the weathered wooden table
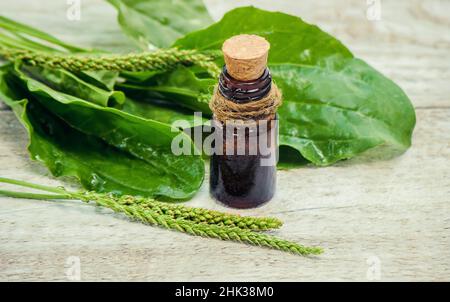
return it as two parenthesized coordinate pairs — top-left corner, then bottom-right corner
(0, 0), (449, 281)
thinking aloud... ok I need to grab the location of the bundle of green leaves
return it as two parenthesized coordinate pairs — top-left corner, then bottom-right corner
(0, 0), (415, 200)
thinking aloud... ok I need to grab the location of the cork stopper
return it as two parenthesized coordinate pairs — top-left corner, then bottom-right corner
(222, 34), (270, 81)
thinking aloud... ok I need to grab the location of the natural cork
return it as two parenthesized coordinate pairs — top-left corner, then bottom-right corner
(222, 34), (270, 81)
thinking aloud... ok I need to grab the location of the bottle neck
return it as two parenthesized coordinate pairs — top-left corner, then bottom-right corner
(218, 65), (272, 104)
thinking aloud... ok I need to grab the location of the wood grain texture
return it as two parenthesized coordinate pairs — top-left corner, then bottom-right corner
(0, 0), (449, 281)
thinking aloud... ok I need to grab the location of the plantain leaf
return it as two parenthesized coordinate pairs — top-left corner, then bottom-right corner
(271, 59), (415, 165)
(23, 66), (125, 107)
(121, 97), (208, 128)
(0, 64), (204, 200)
(0, 16), (120, 92)
(107, 0), (213, 49)
(119, 66), (214, 113)
(0, 16), (86, 52)
(174, 7), (353, 65)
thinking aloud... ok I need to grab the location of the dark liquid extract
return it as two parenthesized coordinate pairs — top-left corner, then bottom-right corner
(210, 61), (278, 208)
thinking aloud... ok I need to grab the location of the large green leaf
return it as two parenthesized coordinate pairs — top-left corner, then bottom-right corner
(271, 59), (415, 165)
(0, 65), (204, 200)
(170, 6), (415, 165)
(0, 16), (86, 52)
(0, 16), (120, 92)
(24, 66), (125, 107)
(122, 97), (208, 128)
(107, 0), (213, 49)
(174, 7), (352, 65)
(119, 66), (215, 113)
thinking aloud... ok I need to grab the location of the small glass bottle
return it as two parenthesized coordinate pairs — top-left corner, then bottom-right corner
(210, 34), (278, 209)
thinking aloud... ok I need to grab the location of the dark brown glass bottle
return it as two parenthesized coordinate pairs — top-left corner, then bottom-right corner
(210, 34), (278, 209)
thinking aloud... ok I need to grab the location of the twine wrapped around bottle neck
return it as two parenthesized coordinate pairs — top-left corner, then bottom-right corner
(209, 83), (282, 123)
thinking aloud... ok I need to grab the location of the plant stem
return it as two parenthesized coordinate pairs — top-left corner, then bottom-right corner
(0, 46), (221, 77)
(0, 177), (67, 194)
(0, 189), (71, 200)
